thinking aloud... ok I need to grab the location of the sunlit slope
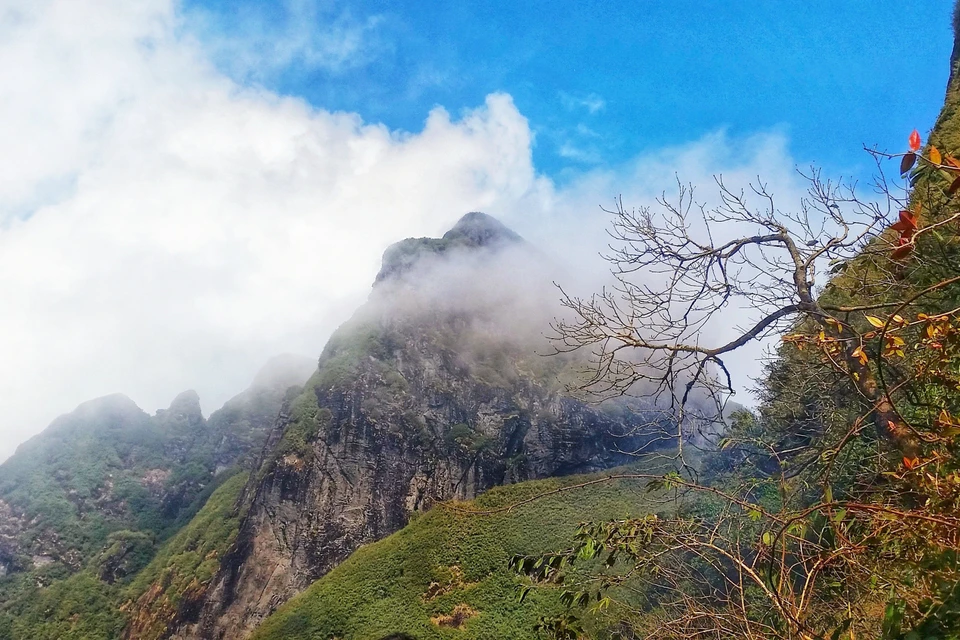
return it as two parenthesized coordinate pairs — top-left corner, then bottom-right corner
(252, 468), (662, 640)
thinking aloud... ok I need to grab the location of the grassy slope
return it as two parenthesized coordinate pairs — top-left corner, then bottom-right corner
(252, 469), (664, 640)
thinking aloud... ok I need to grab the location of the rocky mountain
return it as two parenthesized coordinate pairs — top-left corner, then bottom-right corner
(0, 354), (314, 586)
(0, 212), (675, 640)
(170, 213), (673, 639)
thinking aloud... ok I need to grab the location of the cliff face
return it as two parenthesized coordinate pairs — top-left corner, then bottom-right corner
(176, 213), (672, 639)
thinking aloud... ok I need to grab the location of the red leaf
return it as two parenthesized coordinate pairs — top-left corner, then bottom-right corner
(901, 152), (917, 175)
(950, 176), (960, 195)
(909, 129), (922, 151)
(890, 210), (918, 234)
(892, 242), (914, 260)
(900, 209), (917, 228)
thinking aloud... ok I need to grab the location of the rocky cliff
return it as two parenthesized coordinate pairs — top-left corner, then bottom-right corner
(175, 213), (673, 639)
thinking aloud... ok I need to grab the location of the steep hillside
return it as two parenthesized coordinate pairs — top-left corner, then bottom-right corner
(0, 355), (313, 631)
(0, 474), (249, 640)
(251, 468), (664, 640)
(176, 213), (674, 639)
(121, 473), (252, 640)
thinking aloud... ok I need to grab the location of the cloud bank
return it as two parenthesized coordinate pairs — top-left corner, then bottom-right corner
(0, 0), (808, 459)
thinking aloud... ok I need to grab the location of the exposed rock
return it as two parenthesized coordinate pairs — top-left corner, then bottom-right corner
(173, 213), (672, 639)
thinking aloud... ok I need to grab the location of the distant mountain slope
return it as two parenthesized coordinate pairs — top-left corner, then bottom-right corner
(0, 471), (250, 640)
(177, 213), (675, 639)
(0, 354), (313, 621)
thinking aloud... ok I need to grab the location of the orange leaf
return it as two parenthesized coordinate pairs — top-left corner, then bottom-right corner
(851, 346), (868, 365)
(900, 153), (917, 175)
(909, 129), (922, 151)
(946, 154), (960, 169)
(902, 456), (919, 470)
(930, 146), (942, 165)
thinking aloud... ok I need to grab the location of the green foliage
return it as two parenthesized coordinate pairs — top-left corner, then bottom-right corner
(125, 471), (249, 608)
(251, 469), (661, 640)
(0, 471), (249, 640)
(96, 530), (156, 583)
(445, 423), (495, 454)
(0, 571), (125, 640)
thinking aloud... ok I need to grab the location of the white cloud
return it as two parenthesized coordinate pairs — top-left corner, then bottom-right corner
(559, 91), (606, 114)
(557, 141), (602, 164)
(184, 0), (386, 79)
(0, 0), (807, 459)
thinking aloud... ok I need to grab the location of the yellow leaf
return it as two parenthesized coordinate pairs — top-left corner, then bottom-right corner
(865, 316), (885, 328)
(931, 146), (942, 165)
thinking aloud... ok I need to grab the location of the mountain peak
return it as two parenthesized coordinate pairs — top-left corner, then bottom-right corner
(441, 212), (523, 247)
(374, 212), (523, 284)
(165, 390), (202, 418)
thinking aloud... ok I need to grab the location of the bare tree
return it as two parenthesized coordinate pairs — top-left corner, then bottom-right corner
(553, 163), (926, 456)
(509, 144), (960, 638)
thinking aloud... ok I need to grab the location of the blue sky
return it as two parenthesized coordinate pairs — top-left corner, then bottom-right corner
(185, 0), (955, 181)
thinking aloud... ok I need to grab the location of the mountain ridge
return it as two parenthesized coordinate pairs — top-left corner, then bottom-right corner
(169, 212), (673, 639)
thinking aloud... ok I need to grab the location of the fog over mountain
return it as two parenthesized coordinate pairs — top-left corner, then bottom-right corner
(0, 0), (811, 460)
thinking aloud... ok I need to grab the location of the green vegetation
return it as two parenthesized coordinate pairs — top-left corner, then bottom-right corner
(0, 471), (249, 640)
(251, 468), (664, 640)
(0, 571), (125, 640)
(122, 472), (250, 640)
(508, 15), (960, 636)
